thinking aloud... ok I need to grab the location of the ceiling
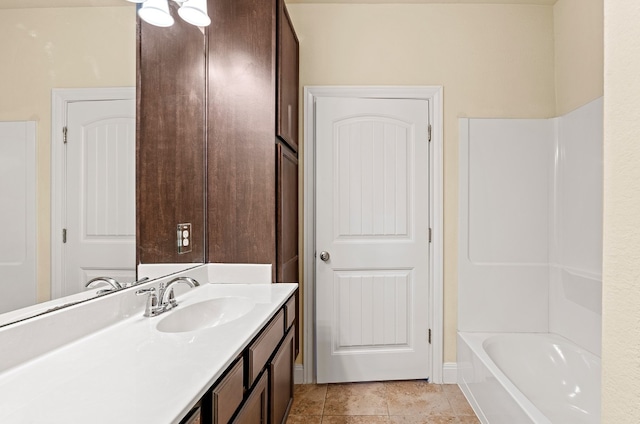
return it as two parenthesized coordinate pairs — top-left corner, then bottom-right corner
(0, 0), (558, 9)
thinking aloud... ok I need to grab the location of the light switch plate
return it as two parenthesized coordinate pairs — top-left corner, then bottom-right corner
(177, 223), (192, 254)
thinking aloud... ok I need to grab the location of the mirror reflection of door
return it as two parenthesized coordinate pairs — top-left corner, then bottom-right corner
(0, 122), (37, 313)
(62, 99), (136, 296)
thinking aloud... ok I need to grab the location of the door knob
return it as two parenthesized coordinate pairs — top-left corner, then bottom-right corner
(319, 251), (330, 262)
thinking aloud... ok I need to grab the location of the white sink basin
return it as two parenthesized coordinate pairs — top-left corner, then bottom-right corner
(156, 296), (255, 333)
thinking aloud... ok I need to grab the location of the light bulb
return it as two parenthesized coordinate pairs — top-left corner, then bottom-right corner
(178, 0), (211, 27)
(138, 0), (175, 28)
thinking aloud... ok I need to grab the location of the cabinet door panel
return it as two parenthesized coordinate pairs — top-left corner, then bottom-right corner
(181, 406), (202, 424)
(249, 310), (285, 386)
(270, 327), (295, 424)
(232, 372), (268, 424)
(277, 0), (299, 152)
(213, 358), (245, 424)
(276, 143), (299, 283)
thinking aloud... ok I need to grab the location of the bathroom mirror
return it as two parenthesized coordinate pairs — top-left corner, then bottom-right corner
(0, 1), (199, 326)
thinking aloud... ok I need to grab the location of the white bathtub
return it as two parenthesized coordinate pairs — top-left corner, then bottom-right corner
(457, 332), (601, 424)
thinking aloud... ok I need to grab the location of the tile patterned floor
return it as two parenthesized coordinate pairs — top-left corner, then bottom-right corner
(287, 381), (480, 424)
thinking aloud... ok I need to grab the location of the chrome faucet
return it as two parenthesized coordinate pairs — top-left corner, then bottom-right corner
(136, 277), (200, 317)
(85, 277), (123, 294)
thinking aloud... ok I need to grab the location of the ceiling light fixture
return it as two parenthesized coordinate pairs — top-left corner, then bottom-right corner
(128, 0), (211, 28)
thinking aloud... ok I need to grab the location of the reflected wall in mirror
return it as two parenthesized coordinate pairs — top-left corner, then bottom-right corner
(0, 1), (136, 316)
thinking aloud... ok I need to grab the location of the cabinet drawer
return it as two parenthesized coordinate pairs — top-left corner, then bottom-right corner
(248, 309), (284, 386)
(232, 372), (268, 424)
(285, 295), (296, 330)
(181, 406), (202, 424)
(213, 358), (244, 424)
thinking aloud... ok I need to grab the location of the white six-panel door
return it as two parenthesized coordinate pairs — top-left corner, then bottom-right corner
(63, 99), (136, 296)
(315, 97), (431, 383)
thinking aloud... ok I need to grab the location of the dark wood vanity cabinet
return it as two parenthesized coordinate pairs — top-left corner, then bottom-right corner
(181, 290), (297, 424)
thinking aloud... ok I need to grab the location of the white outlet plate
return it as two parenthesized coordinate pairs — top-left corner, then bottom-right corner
(177, 223), (192, 254)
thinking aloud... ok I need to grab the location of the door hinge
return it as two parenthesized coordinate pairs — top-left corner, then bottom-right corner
(62, 229), (67, 243)
(428, 329), (432, 344)
(428, 228), (432, 243)
(63, 126), (68, 144)
(428, 124), (432, 142)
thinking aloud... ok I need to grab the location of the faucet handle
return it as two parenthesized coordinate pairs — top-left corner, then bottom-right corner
(166, 287), (178, 308)
(123, 276), (150, 288)
(136, 288), (159, 317)
(157, 282), (176, 307)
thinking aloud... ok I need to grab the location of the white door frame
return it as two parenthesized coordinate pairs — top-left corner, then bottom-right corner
(303, 86), (444, 384)
(50, 87), (135, 299)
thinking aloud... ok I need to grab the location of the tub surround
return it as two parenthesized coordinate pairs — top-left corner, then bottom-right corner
(458, 97), (603, 353)
(458, 117), (553, 334)
(0, 263), (297, 423)
(549, 98), (603, 355)
(458, 98), (603, 423)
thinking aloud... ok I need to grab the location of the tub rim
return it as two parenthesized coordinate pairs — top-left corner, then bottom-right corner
(458, 331), (572, 424)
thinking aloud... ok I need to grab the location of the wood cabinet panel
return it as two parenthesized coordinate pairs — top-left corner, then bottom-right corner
(276, 0), (299, 152)
(181, 406), (202, 424)
(206, 0), (277, 268)
(284, 295), (296, 331)
(269, 327), (295, 424)
(232, 372), (268, 424)
(248, 310), (284, 387)
(276, 143), (299, 283)
(213, 358), (244, 424)
(136, 5), (206, 264)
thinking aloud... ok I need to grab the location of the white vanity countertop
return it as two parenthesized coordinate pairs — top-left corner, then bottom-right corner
(0, 282), (297, 424)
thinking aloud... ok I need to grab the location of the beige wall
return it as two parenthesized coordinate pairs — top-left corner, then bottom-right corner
(554, 0), (604, 115)
(287, 3), (556, 363)
(602, 1), (640, 422)
(0, 6), (136, 302)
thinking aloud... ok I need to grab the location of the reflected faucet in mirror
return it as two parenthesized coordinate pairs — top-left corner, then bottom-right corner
(85, 277), (123, 295)
(85, 276), (151, 295)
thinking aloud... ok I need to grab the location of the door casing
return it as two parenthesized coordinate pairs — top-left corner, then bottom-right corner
(303, 86), (444, 384)
(51, 87), (135, 299)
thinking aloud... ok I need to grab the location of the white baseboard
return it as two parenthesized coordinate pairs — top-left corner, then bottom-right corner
(294, 364), (305, 384)
(442, 362), (458, 384)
